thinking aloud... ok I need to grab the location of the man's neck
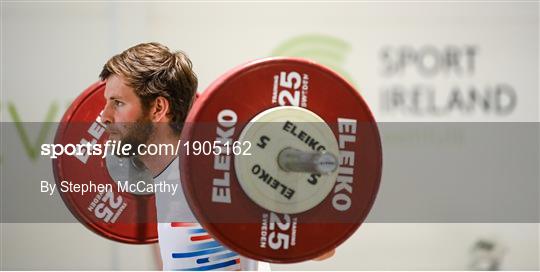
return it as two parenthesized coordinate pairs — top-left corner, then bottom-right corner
(138, 128), (180, 177)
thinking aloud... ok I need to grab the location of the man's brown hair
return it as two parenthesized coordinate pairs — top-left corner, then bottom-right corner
(99, 42), (198, 134)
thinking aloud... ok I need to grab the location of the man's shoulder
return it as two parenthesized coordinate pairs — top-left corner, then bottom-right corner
(154, 156), (180, 181)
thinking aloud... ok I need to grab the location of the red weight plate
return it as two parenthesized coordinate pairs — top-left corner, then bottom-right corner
(53, 81), (157, 244)
(180, 58), (382, 263)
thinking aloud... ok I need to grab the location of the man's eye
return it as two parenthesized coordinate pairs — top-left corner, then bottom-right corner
(114, 100), (124, 106)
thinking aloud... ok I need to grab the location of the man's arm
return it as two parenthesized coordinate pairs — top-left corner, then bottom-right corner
(313, 249), (336, 261)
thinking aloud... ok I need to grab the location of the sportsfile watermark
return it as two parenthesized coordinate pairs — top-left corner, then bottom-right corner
(40, 180), (179, 197)
(1, 122), (539, 223)
(40, 140), (252, 160)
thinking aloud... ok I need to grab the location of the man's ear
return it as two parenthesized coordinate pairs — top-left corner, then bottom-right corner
(150, 96), (170, 122)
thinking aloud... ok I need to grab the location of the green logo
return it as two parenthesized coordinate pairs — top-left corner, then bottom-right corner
(4, 102), (60, 162)
(271, 34), (355, 85)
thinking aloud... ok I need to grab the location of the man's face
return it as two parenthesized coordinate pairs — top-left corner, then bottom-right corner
(102, 75), (154, 153)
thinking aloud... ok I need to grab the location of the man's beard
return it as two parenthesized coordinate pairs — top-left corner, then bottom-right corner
(107, 116), (154, 158)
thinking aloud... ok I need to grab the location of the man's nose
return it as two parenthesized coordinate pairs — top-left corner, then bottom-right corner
(101, 103), (114, 125)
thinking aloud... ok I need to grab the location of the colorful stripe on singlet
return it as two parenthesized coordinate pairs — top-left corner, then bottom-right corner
(170, 222), (240, 271)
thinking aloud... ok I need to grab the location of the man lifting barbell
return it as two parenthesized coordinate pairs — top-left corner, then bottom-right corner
(53, 42), (381, 269)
